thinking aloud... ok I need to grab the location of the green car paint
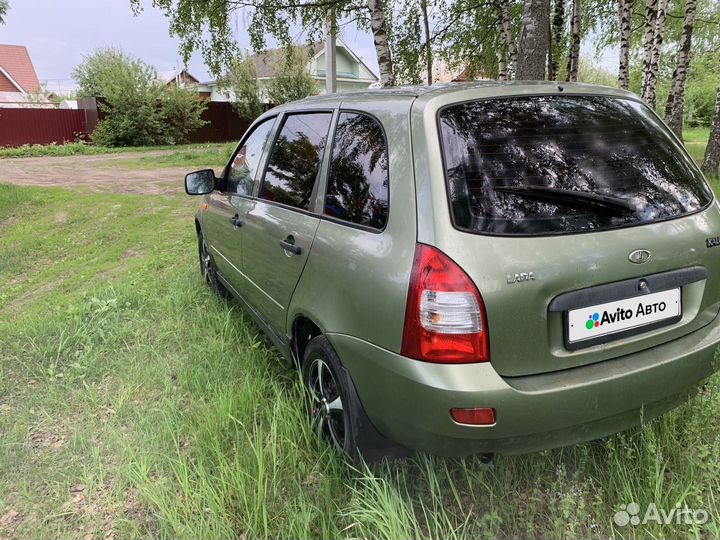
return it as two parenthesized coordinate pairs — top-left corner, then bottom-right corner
(188, 82), (720, 456)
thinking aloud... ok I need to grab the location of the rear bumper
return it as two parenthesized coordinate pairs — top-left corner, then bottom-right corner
(327, 314), (720, 456)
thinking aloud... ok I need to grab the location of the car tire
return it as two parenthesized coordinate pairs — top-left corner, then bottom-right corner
(302, 335), (409, 460)
(198, 230), (229, 298)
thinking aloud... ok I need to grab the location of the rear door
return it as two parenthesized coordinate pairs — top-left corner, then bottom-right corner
(417, 91), (720, 377)
(203, 117), (277, 291)
(240, 111), (334, 334)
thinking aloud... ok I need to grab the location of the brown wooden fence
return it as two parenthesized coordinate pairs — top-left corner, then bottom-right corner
(0, 101), (251, 148)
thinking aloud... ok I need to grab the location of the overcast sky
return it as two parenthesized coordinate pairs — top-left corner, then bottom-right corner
(0, 0), (380, 86)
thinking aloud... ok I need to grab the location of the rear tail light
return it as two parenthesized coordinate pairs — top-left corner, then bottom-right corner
(401, 243), (490, 363)
(450, 407), (496, 425)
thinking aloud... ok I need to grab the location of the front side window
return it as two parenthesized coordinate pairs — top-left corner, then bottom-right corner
(226, 118), (275, 195)
(439, 95), (712, 235)
(260, 112), (332, 210)
(325, 112), (389, 229)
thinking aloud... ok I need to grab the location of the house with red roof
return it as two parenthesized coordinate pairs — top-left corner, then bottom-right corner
(0, 44), (49, 107)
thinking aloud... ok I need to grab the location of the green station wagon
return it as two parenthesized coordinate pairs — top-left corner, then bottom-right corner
(185, 82), (720, 458)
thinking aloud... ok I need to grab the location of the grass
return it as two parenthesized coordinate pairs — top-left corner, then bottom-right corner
(0, 142), (233, 160)
(1, 138), (719, 539)
(683, 127), (710, 163)
(96, 143), (236, 170)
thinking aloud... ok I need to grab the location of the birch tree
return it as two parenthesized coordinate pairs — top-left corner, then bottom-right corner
(617, 0), (633, 89)
(498, 0), (519, 79)
(641, 0), (668, 107)
(664, 0), (697, 138)
(702, 87), (720, 176)
(130, 0), (396, 86)
(517, 0), (551, 79)
(640, 0), (658, 97)
(549, 0), (565, 80)
(565, 0), (581, 81)
(368, 0), (396, 86)
(420, 0), (433, 83)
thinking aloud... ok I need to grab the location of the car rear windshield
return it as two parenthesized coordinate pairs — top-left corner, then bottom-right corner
(439, 95), (712, 236)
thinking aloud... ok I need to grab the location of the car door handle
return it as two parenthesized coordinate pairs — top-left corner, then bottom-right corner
(280, 236), (302, 255)
(229, 214), (243, 228)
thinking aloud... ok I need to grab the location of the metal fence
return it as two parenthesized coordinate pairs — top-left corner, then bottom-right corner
(0, 108), (88, 147)
(0, 101), (251, 148)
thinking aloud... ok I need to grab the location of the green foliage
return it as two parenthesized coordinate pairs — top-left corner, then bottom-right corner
(0, 0), (8, 24)
(130, 0), (345, 77)
(439, 0), (515, 80)
(388, 0), (426, 84)
(577, 56), (618, 86)
(73, 48), (207, 147)
(219, 53), (265, 121)
(389, 0), (515, 84)
(72, 48), (137, 98)
(162, 85), (209, 144)
(265, 47), (319, 106)
(685, 51), (720, 127)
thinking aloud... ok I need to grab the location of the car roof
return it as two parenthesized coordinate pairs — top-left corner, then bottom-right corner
(269, 81), (638, 110)
(255, 81), (642, 128)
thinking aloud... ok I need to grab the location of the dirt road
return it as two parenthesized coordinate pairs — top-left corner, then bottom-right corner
(0, 151), (213, 195)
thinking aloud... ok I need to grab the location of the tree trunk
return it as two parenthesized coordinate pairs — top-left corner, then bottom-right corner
(641, 0), (667, 107)
(617, 0), (633, 89)
(367, 0), (395, 87)
(499, 0), (518, 79)
(640, 0), (658, 98)
(702, 87), (720, 176)
(549, 0), (565, 80)
(517, 0), (551, 80)
(565, 0), (580, 82)
(664, 0), (697, 139)
(645, 0), (668, 107)
(421, 0), (432, 85)
(498, 55), (508, 80)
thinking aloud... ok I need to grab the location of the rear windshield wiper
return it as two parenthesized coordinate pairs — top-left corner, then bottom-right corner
(492, 186), (636, 215)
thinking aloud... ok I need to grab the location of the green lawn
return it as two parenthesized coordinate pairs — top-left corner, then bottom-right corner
(683, 127), (710, 163)
(96, 143), (236, 170)
(1, 138), (720, 539)
(0, 142), (233, 160)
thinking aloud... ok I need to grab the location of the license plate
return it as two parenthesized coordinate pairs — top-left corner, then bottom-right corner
(567, 288), (681, 344)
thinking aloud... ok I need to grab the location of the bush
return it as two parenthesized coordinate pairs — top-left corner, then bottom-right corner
(265, 47), (319, 106)
(73, 48), (207, 147)
(160, 86), (208, 144)
(218, 54), (265, 122)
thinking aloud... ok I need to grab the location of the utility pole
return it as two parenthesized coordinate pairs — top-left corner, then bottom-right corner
(325, 9), (337, 94)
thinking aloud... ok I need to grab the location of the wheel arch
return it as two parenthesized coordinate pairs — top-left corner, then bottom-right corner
(291, 314), (324, 369)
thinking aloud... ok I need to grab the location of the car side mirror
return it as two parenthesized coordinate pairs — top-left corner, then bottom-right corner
(185, 169), (215, 195)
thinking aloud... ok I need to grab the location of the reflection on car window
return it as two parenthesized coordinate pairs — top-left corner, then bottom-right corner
(227, 118), (275, 195)
(325, 112), (389, 229)
(260, 113), (332, 210)
(439, 96), (712, 235)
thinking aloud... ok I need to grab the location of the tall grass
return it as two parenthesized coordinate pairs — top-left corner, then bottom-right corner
(1, 183), (720, 539)
(0, 141), (233, 160)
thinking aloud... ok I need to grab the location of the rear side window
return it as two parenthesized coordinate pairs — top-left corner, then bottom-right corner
(439, 96), (712, 236)
(260, 112), (332, 210)
(325, 112), (389, 229)
(226, 118), (275, 195)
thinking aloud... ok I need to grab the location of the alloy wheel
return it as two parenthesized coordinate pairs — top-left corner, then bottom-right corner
(307, 357), (345, 450)
(199, 238), (213, 286)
